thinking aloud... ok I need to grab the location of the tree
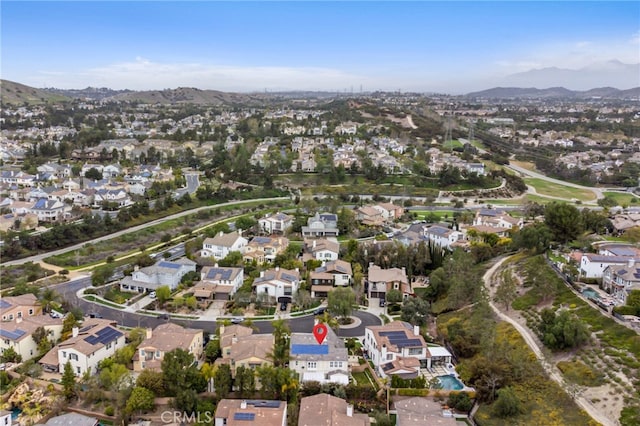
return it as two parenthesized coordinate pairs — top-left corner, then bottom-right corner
(386, 289), (403, 304)
(91, 263), (115, 286)
(99, 363), (132, 393)
(84, 167), (103, 181)
(511, 223), (552, 254)
(538, 308), (589, 350)
(136, 369), (164, 396)
(61, 312), (79, 340)
(327, 287), (356, 320)
(126, 386), (155, 415)
(493, 386), (522, 418)
(268, 319), (290, 367)
(494, 270), (518, 311)
(400, 297), (429, 326)
(0, 347), (22, 363)
(235, 216), (257, 233)
(544, 202), (583, 244)
(213, 364), (232, 398)
(204, 339), (221, 363)
(235, 365), (256, 398)
(61, 361), (77, 401)
(161, 348), (205, 397)
(39, 288), (61, 313)
(156, 285), (171, 306)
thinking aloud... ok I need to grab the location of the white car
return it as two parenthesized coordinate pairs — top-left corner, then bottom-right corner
(149, 291), (156, 299)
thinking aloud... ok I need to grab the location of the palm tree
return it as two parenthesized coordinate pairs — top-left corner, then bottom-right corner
(39, 288), (61, 313)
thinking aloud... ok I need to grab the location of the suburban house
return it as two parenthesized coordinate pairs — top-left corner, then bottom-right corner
(253, 267), (301, 303)
(197, 265), (244, 300)
(372, 202), (404, 222)
(472, 208), (522, 230)
(0, 212), (38, 232)
(394, 397), (457, 426)
(0, 294), (41, 322)
(367, 264), (409, 299)
(42, 413), (99, 426)
(92, 188), (132, 209)
(29, 198), (68, 223)
(0, 410), (10, 426)
(355, 206), (384, 227)
(290, 327), (349, 385)
(301, 213), (339, 238)
(133, 323), (203, 371)
(423, 225), (465, 250)
(217, 333), (274, 377)
(579, 253), (640, 279)
(0, 315), (63, 361)
(602, 259), (640, 305)
(298, 394), (370, 426)
(120, 258), (197, 292)
(218, 324), (254, 359)
(201, 230), (248, 260)
(364, 321), (451, 378)
(596, 243), (640, 258)
(309, 260), (353, 298)
(243, 236), (289, 264)
(302, 238), (340, 262)
(40, 319), (126, 375)
(214, 399), (286, 426)
(258, 212), (294, 234)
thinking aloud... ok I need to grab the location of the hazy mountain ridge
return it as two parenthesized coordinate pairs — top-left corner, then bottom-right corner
(43, 86), (133, 100)
(106, 87), (270, 105)
(465, 86), (640, 100)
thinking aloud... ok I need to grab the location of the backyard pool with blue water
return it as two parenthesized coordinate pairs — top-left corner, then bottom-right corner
(438, 374), (464, 390)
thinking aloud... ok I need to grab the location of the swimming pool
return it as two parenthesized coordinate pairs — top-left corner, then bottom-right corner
(582, 288), (599, 300)
(438, 374), (464, 391)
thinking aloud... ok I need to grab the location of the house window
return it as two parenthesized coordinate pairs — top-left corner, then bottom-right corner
(76, 367), (81, 374)
(386, 354), (393, 360)
(28, 309), (34, 315)
(140, 350), (145, 356)
(156, 350), (161, 358)
(62, 351), (67, 358)
(70, 353), (78, 361)
(307, 362), (317, 370)
(408, 348), (422, 355)
(106, 342), (112, 350)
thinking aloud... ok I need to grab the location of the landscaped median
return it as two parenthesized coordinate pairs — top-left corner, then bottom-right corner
(82, 294), (125, 310)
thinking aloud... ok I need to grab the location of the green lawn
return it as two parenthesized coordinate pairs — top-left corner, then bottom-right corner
(524, 178), (597, 202)
(603, 191), (640, 206)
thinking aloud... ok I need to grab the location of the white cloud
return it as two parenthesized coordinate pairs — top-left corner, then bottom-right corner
(28, 58), (375, 92)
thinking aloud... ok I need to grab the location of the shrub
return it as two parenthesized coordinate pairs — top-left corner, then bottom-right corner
(104, 406), (115, 416)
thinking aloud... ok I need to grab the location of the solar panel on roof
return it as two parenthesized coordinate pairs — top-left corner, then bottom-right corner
(379, 331), (406, 338)
(253, 237), (271, 244)
(382, 363), (395, 371)
(233, 413), (255, 421)
(247, 400), (280, 408)
(0, 300), (11, 309)
(158, 261), (180, 269)
(291, 344), (329, 355)
(282, 273), (297, 282)
(0, 328), (26, 340)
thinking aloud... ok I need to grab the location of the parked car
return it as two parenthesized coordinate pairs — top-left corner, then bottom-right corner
(231, 317), (244, 324)
(149, 291), (156, 299)
(314, 307), (327, 315)
(280, 302), (288, 311)
(158, 313), (169, 320)
(89, 313), (103, 319)
(379, 298), (386, 307)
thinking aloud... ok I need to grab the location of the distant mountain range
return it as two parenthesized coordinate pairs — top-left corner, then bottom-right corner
(464, 86), (640, 100)
(2, 78), (639, 106)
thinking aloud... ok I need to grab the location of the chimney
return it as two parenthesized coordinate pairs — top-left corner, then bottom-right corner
(214, 263), (219, 268)
(232, 334), (238, 344)
(146, 328), (152, 339)
(134, 265), (139, 272)
(260, 271), (265, 278)
(16, 317), (22, 324)
(240, 400), (247, 409)
(346, 404), (353, 417)
(628, 258), (636, 268)
(238, 228), (242, 236)
(414, 325), (420, 336)
(72, 327), (79, 338)
(219, 231), (223, 237)
(275, 266), (280, 272)
(312, 240), (316, 248)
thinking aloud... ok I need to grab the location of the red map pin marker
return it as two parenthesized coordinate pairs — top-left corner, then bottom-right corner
(313, 323), (328, 344)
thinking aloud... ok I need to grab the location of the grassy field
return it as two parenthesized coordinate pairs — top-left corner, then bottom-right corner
(510, 160), (537, 171)
(603, 191), (640, 206)
(524, 178), (597, 202)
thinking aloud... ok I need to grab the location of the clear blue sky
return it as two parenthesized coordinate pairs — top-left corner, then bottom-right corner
(2, 1), (639, 93)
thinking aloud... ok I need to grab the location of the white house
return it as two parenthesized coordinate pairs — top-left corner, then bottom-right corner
(602, 259), (640, 304)
(301, 213), (339, 238)
(290, 327), (349, 385)
(201, 230), (248, 260)
(0, 316), (63, 362)
(199, 265), (244, 299)
(259, 212), (294, 234)
(120, 259), (197, 292)
(29, 198), (68, 223)
(423, 225), (464, 250)
(253, 267), (300, 303)
(472, 208), (522, 229)
(302, 238), (340, 262)
(40, 320), (126, 376)
(92, 189), (132, 208)
(579, 253), (640, 279)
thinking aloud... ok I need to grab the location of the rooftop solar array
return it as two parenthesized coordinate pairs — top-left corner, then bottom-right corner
(281, 273), (298, 282)
(157, 261), (180, 269)
(246, 400), (281, 408)
(0, 328), (26, 340)
(84, 327), (123, 346)
(0, 300), (11, 309)
(427, 226), (449, 236)
(206, 268), (233, 280)
(253, 237), (272, 244)
(379, 330), (422, 348)
(291, 344), (329, 355)
(382, 363), (395, 372)
(233, 413), (255, 421)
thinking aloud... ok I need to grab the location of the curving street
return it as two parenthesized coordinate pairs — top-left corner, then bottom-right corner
(54, 275), (381, 337)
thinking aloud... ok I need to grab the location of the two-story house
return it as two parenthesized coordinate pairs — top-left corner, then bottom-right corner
(372, 202), (404, 223)
(258, 213), (294, 234)
(355, 206), (384, 227)
(298, 394), (370, 426)
(201, 230), (248, 260)
(253, 267), (300, 303)
(602, 259), (640, 304)
(133, 323), (203, 371)
(40, 319), (126, 375)
(216, 333), (274, 378)
(309, 260), (353, 298)
(367, 264), (409, 299)
(302, 238), (340, 263)
(120, 258), (197, 292)
(29, 198), (68, 223)
(243, 236), (289, 264)
(214, 399), (286, 426)
(0, 294), (41, 322)
(302, 213), (339, 238)
(579, 253), (640, 279)
(0, 316), (63, 362)
(423, 225), (465, 250)
(197, 265), (244, 300)
(290, 327), (349, 385)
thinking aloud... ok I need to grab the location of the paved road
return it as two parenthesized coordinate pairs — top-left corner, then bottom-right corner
(1, 197), (290, 267)
(483, 257), (614, 426)
(55, 276), (381, 337)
